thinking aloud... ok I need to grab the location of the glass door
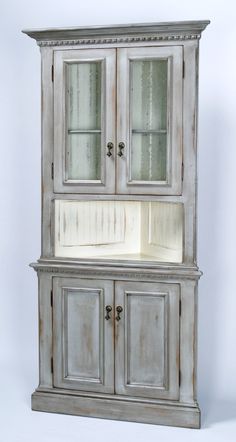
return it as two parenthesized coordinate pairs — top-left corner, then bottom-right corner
(116, 46), (183, 195)
(54, 49), (116, 193)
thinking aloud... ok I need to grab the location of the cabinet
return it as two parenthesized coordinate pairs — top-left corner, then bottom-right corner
(52, 278), (179, 400)
(23, 20), (210, 428)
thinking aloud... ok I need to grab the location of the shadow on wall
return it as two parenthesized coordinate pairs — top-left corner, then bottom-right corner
(198, 102), (235, 424)
(202, 399), (236, 428)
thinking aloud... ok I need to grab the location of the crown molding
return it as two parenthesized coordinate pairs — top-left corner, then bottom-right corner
(22, 20), (210, 47)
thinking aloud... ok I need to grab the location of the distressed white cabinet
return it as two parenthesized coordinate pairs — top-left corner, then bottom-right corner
(23, 20), (209, 428)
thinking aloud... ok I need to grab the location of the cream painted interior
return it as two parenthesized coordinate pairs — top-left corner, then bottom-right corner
(54, 200), (184, 263)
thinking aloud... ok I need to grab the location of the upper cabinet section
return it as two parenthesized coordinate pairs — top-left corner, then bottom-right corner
(54, 49), (116, 194)
(54, 46), (182, 195)
(23, 20), (210, 197)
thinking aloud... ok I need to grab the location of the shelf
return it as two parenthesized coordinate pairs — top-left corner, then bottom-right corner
(80, 253), (174, 262)
(68, 129), (101, 134)
(132, 129), (167, 134)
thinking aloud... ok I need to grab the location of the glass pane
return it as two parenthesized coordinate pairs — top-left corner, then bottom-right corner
(66, 62), (102, 180)
(131, 133), (167, 181)
(67, 134), (101, 180)
(130, 60), (168, 181)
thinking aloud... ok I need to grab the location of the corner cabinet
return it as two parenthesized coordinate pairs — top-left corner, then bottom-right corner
(23, 20), (209, 429)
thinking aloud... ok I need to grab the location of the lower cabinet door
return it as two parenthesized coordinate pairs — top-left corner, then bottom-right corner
(52, 277), (114, 393)
(115, 281), (180, 400)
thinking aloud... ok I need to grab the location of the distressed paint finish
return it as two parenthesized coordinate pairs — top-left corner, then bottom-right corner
(31, 260), (202, 280)
(22, 20), (210, 45)
(53, 277), (114, 393)
(38, 271), (53, 388)
(40, 47), (54, 258)
(115, 281), (180, 399)
(31, 391), (200, 428)
(117, 46), (183, 195)
(54, 199), (183, 262)
(179, 279), (198, 403)
(24, 20), (210, 429)
(54, 48), (116, 194)
(182, 40), (199, 265)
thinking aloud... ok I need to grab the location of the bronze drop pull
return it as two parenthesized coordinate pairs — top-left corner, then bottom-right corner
(105, 305), (112, 320)
(106, 142), (113, 157)
(118, 142), (125, 157)
(116, 305), (123, 321)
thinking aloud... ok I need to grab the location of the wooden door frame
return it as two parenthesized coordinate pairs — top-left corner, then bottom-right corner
(116, 45), (183, 195)
(53, 48), (116, 194)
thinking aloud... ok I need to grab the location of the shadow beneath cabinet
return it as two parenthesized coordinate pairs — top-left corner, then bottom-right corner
(201, 399), (236, 428)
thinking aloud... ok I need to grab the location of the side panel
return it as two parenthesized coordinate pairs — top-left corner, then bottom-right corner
(41, 47), (54, 257)
(38, 271), (53, 388)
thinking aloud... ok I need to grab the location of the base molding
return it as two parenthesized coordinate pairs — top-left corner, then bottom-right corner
(31, 390), (201, 429)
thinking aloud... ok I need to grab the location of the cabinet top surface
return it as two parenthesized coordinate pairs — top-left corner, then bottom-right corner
(22, 20), (210, 46)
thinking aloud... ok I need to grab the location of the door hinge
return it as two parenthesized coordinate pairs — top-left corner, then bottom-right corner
(179, 298), (181, 316)
(181, 162), (184, 182)
(182, 60), (185, 79)
(51, 65), (54, 82)
(50, 289), (53, 307)
(51, 357), (54, 373)
(51, 162), (54, 180)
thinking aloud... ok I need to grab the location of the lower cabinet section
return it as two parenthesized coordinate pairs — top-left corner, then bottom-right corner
(33, 269), (200, 428)
(52, 277), (180, 400)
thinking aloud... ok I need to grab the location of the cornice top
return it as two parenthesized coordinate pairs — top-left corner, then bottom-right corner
(22, 20), (210, 47)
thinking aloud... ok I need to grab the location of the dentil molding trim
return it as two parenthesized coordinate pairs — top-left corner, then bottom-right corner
(36, 34), (201, 47)
(22, 20), (210, 47)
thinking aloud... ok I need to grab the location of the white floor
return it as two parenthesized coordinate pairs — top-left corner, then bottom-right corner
(2, 366), (236, 442)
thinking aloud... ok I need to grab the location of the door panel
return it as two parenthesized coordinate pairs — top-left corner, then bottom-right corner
(54, 49), (116, 194)
(115, 281), (180, 399)
(53, 277), (114, 393)
(117, 46), (183, 195)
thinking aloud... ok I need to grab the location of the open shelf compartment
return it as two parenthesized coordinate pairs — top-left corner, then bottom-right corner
(54, 200), (184, 263)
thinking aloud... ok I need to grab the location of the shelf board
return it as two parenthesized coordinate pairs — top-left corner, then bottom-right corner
(132, 129), (167, 134)
(68, 129), (101, 134)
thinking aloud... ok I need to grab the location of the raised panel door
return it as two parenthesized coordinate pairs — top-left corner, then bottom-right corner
(53, 277), (114, 393)
(115, 281), (180, 399)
